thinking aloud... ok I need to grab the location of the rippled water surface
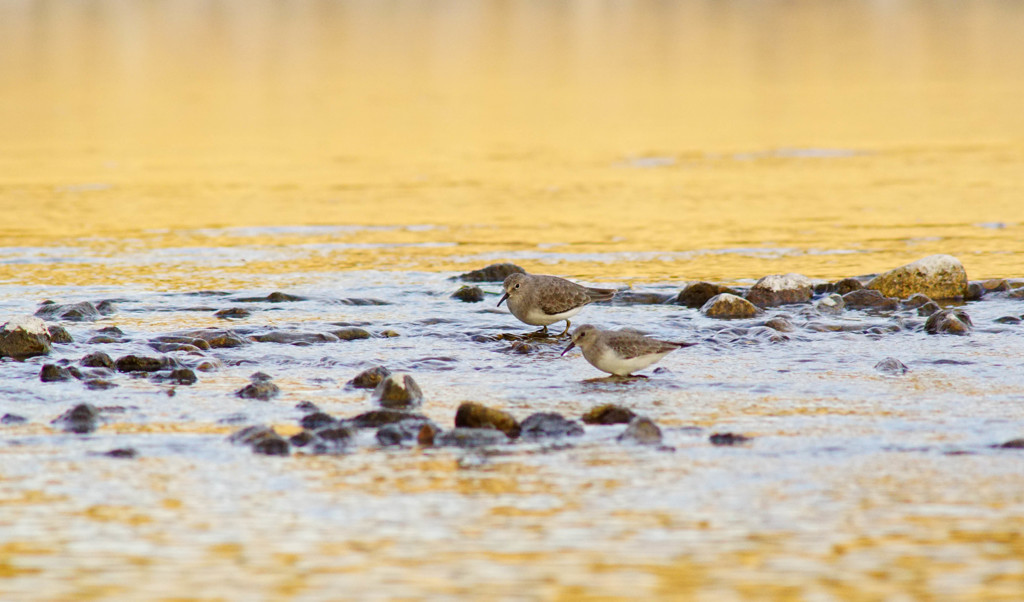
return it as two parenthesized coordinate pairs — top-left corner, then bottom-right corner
(3, 1), (1024, 600)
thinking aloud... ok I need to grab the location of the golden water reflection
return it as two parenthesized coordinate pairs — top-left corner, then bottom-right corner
(2, 1), (1024, 286)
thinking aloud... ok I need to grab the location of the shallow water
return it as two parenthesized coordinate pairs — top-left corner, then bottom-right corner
(3, 1), (1024, 600)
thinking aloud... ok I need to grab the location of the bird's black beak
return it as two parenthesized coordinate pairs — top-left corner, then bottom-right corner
(497, 292), (509, 307)
(560, 341), (576, 356)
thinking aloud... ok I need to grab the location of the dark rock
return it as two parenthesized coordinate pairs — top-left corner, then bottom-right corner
(508, 341), (534, 354)
(52, 403), (100, 434)
(0, 316), (52, 359)
(459, 263), (525, 282)
(35, 301), (101, 321)
(348, 366), (392, 389)
(295, 401), (319, 412)
(764, 317), (795, 333)
(418, 423), (439, 446)
(344, 409), (430, 429)
(214, 307), (251, 319)
(177, 329), (251, 348)
(310, 425), (356, 452)
(917, 301), (941, 317)
(373, 374), (423, 409)
(867, 254), (968, 299)
(151, 335), (211, 350)
(229, 425), (291, 456)
(965, 282), (986, 301)
(96, 326), (124, 336)
(115, 355), (164, 373)
(436, 427), (510, 448)
(454, 402), (521, 438)
(617, 417), (662, 445)
(1, 413), (27, 425)
(902, 293), (934, 309)
(300, 412), (337, 430)
(40, 364), (81, 382)
(676, 282), (738, 308)
(519, 412), (584, 440)
(1008, 288), (1024, 300)
(289, 430), (316, 447)
(377, 330), (401, 338)
(84, 379), (118, 391)
(925, 309), (972, 335)
(833, 278), (864, 295)
(81, 354), (115, 372)
(252, 330), (339, 345)
(710, 432), (751, 446)
(700, 293), (761, 319)
(451, 285), (485, 303)
(235, 292), (307, 303)
(47, 325), (73, 344)
(815, 294), (845, 315)
(376, 420), (439, 446)
(87, 336), (122, 345)
(996, 439), (1024, 449)
(104, 448), (138, 459)
(331, 327), (372, 341)
(842, 289), (899, 310)
(168, 368), (197, 385)
(149, 342), (204, 354)
(874, 357), (909, 375)
(236, 373), (281, 401)
(581, 404), (637, 425)
(994, 316), (1021, 325)
(745, 273), (813, 308)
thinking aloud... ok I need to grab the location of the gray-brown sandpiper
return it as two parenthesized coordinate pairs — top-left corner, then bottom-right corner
(497, 273), (615, 336)
(561, 324), (696, 376)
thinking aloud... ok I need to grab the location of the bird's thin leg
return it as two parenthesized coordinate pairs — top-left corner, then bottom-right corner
(557, 320), (571, 337)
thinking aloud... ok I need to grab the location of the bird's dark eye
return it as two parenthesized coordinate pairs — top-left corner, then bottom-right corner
(514, 283), (520, 289)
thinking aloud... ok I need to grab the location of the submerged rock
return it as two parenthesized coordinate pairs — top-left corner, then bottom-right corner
(874, 357), (909, 375)
(214, 307), (251, 319)
(965, 282), (986, 301)
(454, 402), (521, 438)
(40, 364), (82, 382)
(299, 412), (337, 431)
(901, 293), (934, 309)
(709, 432), (752, 446)
(677, 282), (739, 309)
(611, 291), (673, 305)
(103, 448), (138, 459)
(252, 330), (339, 345)
(925, 309), (973, 335)
(451, 285), (485, 303)
(176, 329), (251, 349)
(79, 351), (115, 369)
(745, 273), (813, 308)
(764, 317), (795, 333)
(459, 263), (525, 282)
(0, 316), (53, 359)
(581, 404), (637, 425)
(867, 254), (968, 300)
(229, 425), (291, 456)
(436, 427), (510, 448)
(234, 292), (307, 303)
(917, 301), (941, 317)
(842, 289), (899, 311)
(377, 420), (439, 446)
(519, 412), (584, 440)
(35, 300), (102, 322)
(52, 403), (100, 434)
(344, 409), (430, 429)
(995, 439), (1024, 449)
(815, 294), (845, 315)
(346, 366), (389, 391)
(331, 327), (372, 341)
(700, 293), (761, 320)
(373, 374), (423, 409)
(2, 413), (28, 425)
(617, 417), (662, 445)
(236, 372), (281, 401)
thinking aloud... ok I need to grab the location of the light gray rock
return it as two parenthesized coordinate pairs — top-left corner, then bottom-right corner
(0, 316), (52, 359)
(867, 254), (968, 300)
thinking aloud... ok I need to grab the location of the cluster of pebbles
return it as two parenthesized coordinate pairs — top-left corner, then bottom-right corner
(2, 253), (1023, 457)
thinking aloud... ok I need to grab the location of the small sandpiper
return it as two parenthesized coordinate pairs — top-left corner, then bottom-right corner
(497, 273), (615, 336)
(561, 324), (696, 376)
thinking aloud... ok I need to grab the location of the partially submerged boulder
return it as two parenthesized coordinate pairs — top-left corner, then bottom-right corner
(373, 374), (424, 409)
(676, 282), (738, 309)
(867, 255), (968, 300)
(0, 317), (53, 359)
(459, 263), (525, 282)
(924, 309), (972, 335)
(745, 273), (813, 308)
(700, 293), (761, 319)
(454, 402), (521, 438)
